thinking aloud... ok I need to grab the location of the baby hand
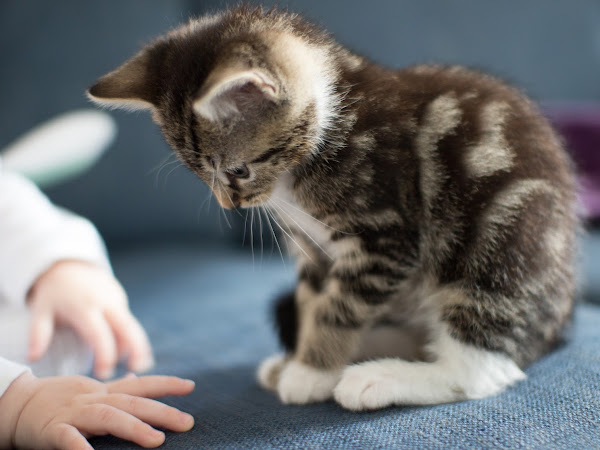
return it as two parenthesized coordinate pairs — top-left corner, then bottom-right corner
(0, 372), (195, 449)
(27, 260), (154, 379)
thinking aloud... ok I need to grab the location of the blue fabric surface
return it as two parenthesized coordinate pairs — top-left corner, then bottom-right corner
(582, 230), (600, 304)
(90, 240), (600, 449)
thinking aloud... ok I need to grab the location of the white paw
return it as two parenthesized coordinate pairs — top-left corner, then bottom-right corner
(334, 363), (395, 411)
(277, 361), (341, 404)
(257, 353), (288, 391)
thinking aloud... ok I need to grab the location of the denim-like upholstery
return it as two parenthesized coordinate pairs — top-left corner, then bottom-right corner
(91, 233), (600, 449)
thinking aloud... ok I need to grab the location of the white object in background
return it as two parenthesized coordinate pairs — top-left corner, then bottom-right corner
(1, 110), (117, 187)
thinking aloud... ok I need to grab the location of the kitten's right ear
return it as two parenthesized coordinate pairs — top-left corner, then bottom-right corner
(193, 64), (282, 123)
(87, 50), (156, 111)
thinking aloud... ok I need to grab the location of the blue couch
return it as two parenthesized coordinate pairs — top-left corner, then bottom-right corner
(89, 236), (600, 449)
(2, 1), (599, 448)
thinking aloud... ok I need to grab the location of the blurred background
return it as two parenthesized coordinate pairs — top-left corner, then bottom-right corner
(3, 4), (599, 447)
(1, 0), (599, 251)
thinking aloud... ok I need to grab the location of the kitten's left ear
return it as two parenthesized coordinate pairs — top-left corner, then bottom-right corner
(87, 50), (157, 111)
(193, 64), (282, 123)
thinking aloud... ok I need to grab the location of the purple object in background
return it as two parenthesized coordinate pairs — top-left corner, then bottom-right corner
(545, 103), (600, 219)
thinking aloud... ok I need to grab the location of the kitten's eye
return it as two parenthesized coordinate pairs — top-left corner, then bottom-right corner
(226, 164), (249, 179)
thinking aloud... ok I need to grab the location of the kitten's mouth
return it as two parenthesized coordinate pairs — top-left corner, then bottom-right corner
(214, 191), (240, 209)
(214, 191), (268, 209)
(240, 192), (270, 208)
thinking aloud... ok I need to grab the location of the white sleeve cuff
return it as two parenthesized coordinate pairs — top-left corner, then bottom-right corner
(0, 357), (30, 397)
(0, 170), (111, 306)
(4, 210), (111, 306)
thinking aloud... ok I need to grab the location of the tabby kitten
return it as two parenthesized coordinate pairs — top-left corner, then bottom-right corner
(89, 6), (578, 410)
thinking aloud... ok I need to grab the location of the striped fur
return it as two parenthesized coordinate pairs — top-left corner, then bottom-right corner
(88, 6), (578, 410)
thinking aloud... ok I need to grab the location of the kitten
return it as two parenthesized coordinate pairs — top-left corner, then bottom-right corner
(88, 6), (578, 410)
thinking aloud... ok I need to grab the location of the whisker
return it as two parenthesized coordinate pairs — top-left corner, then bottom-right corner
(265, 204), (312, 262)
(264, 203), (289, 253)
(257, 205), (264, 264)
(208, 170), (216, 211)
(215, 183), (224, 232)
(269, 200), (333, 260)
(222, 208), (232, 229)
(149, 153), (177, 175)
(198, 187), (213, 213)
(250, 207), (255, 268)
(161, 161), (184, 188)
(220, 184), (244, 218)
(242, 208), (249, 246)
(150, 153), (179, 188)
(264, 204), (289, 261)
(163, 162), (184, 187)
(221, 207), (232, 229)
(262, 205), (286, 266)
(272, 197), (353, 235)
(215, 186), (223, 232)
(260, 207), (275, 256)
(216, 181), (232, 229)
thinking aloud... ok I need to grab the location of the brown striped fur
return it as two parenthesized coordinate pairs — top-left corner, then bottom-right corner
(88, 5), (578, 409)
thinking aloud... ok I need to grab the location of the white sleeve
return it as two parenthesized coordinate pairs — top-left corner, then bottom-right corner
(0, 164), (112, 306)
(0, 357), (30, 397)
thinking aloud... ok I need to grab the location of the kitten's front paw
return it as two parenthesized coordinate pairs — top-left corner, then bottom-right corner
(257, 353), (288, 391)
(334, 362), (395, 411)
(277, 361), (341, 404)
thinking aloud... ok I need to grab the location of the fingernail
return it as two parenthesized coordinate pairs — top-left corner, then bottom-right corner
(184, 379), (195, 388)
(150, 429), (165, 442)
(181, 413), (195, 428)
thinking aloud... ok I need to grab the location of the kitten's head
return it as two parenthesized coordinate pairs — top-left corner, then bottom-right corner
(88, 7), (338, 209)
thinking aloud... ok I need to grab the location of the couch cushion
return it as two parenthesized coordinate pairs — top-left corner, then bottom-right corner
(91, 240), (600, 448)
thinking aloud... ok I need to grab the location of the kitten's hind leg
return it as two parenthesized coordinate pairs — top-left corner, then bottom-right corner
(259, 288), (343, 403)
(273, 289), (298, 353)
(334, 326), (526, 411)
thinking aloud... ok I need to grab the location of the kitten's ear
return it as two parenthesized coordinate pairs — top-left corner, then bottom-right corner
(87, 50), (156, 111)
(193, 64), (281, 123)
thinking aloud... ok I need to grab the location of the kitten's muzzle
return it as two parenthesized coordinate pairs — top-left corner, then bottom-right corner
(239, 192), (271, 208)
(215, 191), (240, 209)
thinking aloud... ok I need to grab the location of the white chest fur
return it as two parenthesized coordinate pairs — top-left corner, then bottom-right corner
(268, 173), (333, 258)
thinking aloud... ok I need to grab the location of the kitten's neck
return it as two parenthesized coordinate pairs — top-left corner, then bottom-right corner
(273, 39), (366, 210)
